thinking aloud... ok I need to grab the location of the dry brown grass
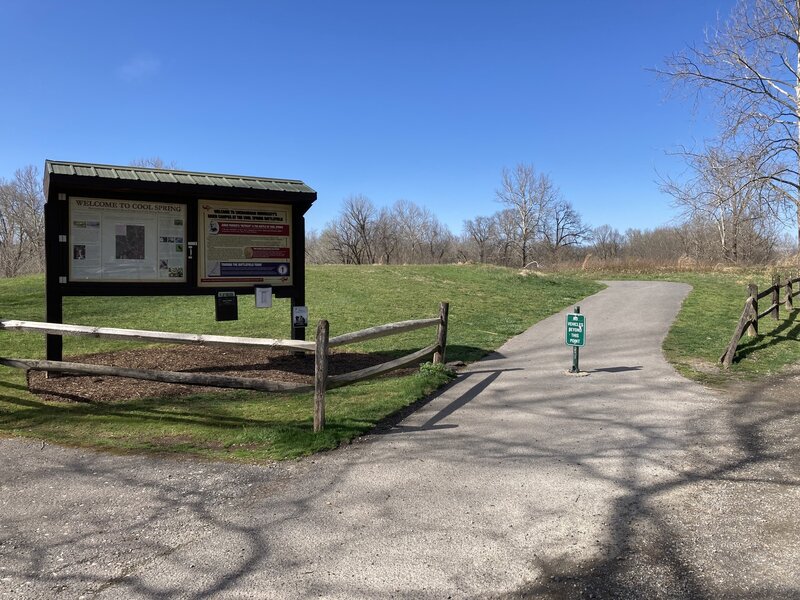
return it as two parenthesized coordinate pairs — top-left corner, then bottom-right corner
(542, 256), (798, 276)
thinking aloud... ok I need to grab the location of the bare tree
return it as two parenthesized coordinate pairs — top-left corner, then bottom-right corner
(129, 157), (179, 170)
(420, 217), (454, 263)
(322, 195), (377, 264)
(541, 198), (591, 258)
(663, 0), (800, 245)
(494, 164), (578, 266)
(372, 207), (401, 264)
(305, 229), (328, 264)
(591, 225), (624, 259)
(319, 224), (352, 264)
(463, 216), (497, 263)
(495, 164), (553, 267)
(0, 166), (45, 277)
(625, 226), (690, 262)
(391, 199), (428, 263)
(0, 181), (27, 277)
(492, 209), (521, 266)
(316, 197), (456, 265)
(661, 145), (781, 262)
(13, 166), (45, 271)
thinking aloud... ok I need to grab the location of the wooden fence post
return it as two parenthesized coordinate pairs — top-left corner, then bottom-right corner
(771, 274), (780, 320)
(747, 283), (758, 336)
(314, 320), (329, 433)
(433, 302), (449, 365)
(787, 276), (795, 311)
(720, 297), (756, 368)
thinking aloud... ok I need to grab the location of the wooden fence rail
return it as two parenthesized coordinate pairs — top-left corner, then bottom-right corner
(0, 320), (316, 352)
(0, 358), (312, 393)
(720, 274), (800, 367)
(0, 302), (450, 433)
(328, 317), (440, 347)
(312, 302), (449, 432)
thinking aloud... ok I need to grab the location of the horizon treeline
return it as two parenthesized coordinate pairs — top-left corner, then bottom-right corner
(1, 161), (794, 279)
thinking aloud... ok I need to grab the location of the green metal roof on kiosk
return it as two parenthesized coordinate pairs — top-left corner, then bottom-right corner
(44, 160), (316, 197)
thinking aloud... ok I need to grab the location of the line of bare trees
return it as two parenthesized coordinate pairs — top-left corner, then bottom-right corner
(660, 145), (786, 264)
(310, 190), (784, 268)
(589, 220), (785, 265)
(0, 159), (178, 279)
(308, 157), (790, 268)
(2, 152), (789, 279)
(0, 166), (45, 277)
(463, 164), (591, 267)
(307, 196), (456, 265)
(311, 164), (593, 268)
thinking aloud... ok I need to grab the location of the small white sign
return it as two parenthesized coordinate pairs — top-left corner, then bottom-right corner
(255, 286), (272, 308)
(292, 306), (308, 328)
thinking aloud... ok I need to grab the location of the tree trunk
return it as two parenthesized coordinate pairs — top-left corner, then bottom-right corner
(796, 202), (800, 249)
(796, 32), (800, 249)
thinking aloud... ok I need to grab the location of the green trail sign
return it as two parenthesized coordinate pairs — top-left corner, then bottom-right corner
(565, 312), (586, 347)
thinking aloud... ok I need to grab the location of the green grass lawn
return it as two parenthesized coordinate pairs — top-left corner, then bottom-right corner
(0, 265), (603, 461)
(4, 266), (796, 461)
(662, 271), (800, 386)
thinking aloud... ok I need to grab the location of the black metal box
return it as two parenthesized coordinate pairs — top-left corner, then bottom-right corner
(215, 291), (238, 321)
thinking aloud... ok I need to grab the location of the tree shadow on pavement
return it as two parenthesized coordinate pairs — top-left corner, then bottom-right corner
(371, 368), (521, 435)
(495, 370), (800, 600)
(590, 366), (643, 373)
(387, 370), (505, 433)
(2, 364), (799, 599)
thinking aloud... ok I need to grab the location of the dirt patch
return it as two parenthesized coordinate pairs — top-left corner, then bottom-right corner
(27, 345), (405, 403)
(684, 357), (723, 375)
(149, 435), (226, 450)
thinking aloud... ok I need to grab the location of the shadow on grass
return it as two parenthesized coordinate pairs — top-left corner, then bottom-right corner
(0, 389), (368, 460)
(0, 364), (461, 460)
(0, 393), (46, 409)
(360, 344), (494, 365)
(734, 310), (800, 362)
(0, 379), (29, 392)
(0, 390), (306, 430)
(448, 345), (505, 363)
(0, 342), (494, 461)
(179, 347), (491, 376)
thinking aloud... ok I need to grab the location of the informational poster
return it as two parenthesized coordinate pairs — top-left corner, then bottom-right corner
(69, 197), (187, 282)
(255, 286), (273, 308)
(292, 305), (308, 328)
(199, 200), (292, 287)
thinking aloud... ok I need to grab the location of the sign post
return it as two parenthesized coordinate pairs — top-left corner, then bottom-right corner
(565, 306), (586, 373)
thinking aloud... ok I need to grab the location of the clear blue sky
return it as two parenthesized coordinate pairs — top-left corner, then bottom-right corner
(1, 0), (736, 236)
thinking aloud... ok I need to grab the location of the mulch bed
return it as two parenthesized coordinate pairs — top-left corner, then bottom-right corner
(27, 345), (400, 403)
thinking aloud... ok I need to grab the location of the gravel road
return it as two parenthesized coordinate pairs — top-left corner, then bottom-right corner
(1, 281), (798, 599)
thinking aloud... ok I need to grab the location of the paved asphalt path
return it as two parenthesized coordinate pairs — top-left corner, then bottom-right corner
(1, 281), (796, 599)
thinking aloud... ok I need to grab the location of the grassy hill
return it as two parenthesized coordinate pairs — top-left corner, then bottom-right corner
(0, 265), (603, 460)
(4, 265), (797, 461)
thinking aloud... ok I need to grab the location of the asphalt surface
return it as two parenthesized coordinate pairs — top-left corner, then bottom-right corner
(1, 281), (798, 599)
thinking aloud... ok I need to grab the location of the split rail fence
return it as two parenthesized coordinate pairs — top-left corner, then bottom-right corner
(0, 302), (449, 432)
(720, 274), (799, 367)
